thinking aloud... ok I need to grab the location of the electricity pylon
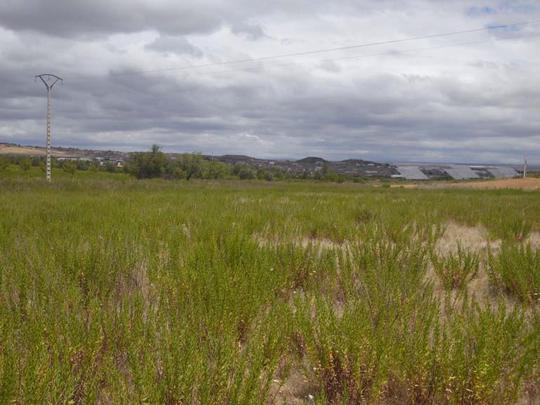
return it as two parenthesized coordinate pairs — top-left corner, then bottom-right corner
(36, 74), (63, 182)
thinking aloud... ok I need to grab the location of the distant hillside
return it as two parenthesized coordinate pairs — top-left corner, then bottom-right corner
(203, 154), (396, 178)
(296, 156), (327, 165)
(0, 143), (127, 160)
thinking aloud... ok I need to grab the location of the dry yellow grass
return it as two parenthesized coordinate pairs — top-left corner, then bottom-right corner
(392, 178), (540, 191)
(0, 144), (72, 157)
(452, 177), (540, 190)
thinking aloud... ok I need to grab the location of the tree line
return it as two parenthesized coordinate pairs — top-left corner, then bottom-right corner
(0, 145), (366, 182)
(127, 145), (356, 182)
(0, 155), (121, 174)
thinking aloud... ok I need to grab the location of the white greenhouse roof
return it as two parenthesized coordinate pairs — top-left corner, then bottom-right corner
(445, 166), (480, 180)
(396, 166), (428, 180)
(487, 166), (518, 178)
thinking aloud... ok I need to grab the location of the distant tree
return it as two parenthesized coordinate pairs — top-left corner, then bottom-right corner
(204, 160), (229, 179)
(164, 156), (230, 180)
(0, 156), (9, 171)
(76, 160), (90, 171)
(19, 158), (31, 171)
(172, 166), (186, 179)
(179, 153), (204, 180)
(256, 168), (273, 181)
(271, 168), (286, 180)
(321, 163), (339, 182)
(128, 144), (167, 179)
(63, 160), (76, 175)
(89, 162), (99, 172)
(233, 163), (256, 180)
(104, 162), (117, 173)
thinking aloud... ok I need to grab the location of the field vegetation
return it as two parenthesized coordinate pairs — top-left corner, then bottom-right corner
(0, 172), (539, 404)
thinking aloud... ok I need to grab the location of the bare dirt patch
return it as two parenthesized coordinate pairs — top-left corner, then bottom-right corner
(271, 368), (317, 404)
(255, 234), (348, 253)
(430, 222), (501, 305)
(435, 221), (500, 255)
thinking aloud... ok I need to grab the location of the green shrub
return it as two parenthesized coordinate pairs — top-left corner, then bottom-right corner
(431, 245), (480, 290)
(62, 160), (76, 175)
(0, 156), (9, 171)
(19, 158), (31, 171)
(488, 243), (540, 303)
(127, 144), (167, 179)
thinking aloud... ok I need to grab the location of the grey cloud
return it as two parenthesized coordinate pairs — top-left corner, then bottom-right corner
(0, 0), (332, 38)
(145, 36), (203, 57)
(0, 0), (473, 38)
(0, 0), (223, 37)
(230, 22), (267, 40)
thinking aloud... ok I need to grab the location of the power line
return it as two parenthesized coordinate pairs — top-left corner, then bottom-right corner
(109, 31), (540, 98)
(190, 33), (540, 78)
(112, 19), (540, 77)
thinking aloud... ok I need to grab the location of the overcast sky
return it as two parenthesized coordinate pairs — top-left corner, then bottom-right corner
(0, 0), (539, 163)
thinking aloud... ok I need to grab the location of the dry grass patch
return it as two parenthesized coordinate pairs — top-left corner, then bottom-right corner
(526, 232), (540, 250)
(451, 177), (540, 190)
(254, 233), (350, 253)
(0, 144), (75, 157)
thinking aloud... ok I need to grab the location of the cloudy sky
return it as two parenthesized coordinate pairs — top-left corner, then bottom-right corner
(0, 0), (539, 163)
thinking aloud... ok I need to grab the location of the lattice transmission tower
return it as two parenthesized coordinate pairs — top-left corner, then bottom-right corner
(35, 74), (63, 182)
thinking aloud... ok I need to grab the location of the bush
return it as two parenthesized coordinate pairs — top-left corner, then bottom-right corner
(76, 160), (90, 171)
(31, 157), (42, 167)
(257, 169), (273, 181)
(176, 153), (203, 180)
(204, 160), (230, 179)
(104, 162), (117, 173)
(62, 161), (77, 175)
(431, 245), (480, 290)
(19, 158), (31, 171)
(233, 163), (255, 180)
(128, 144), (167, 179)
(0, 156), (9, 171)
(488, 243), (540, 303)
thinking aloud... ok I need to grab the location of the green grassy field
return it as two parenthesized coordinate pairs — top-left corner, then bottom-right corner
(0, 173), (539, 404)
